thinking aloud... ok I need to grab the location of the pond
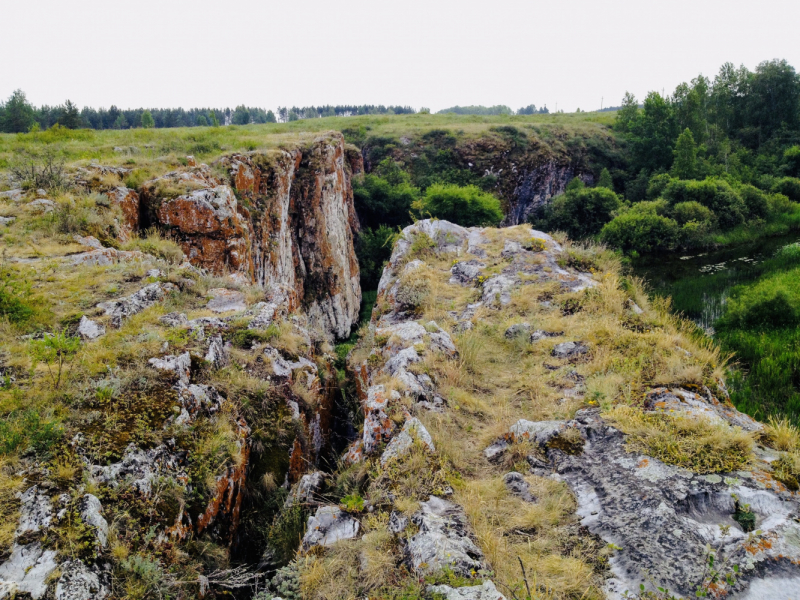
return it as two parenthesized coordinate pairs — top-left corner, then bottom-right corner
(629, 233), (800, 332)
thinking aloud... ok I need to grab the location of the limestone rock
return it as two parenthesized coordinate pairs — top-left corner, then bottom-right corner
(481, 274), (517, 306)
(508, 419), (566, 445)
(0, 216), (15, 226)
(0, 542), (58, 599)
(27, 199), (55, 213)
(16, 486), (53, 537)
(204, 334), (229, 368)
(381, 418), (435, 465)
(98, 282), (172, 327)
(148, 352), (191, 385)
(70, 247), (151, 267)
(450, 260), (485, 286)
(503, 472), (536, 503)
(644, 387), (762, 432)
(248, 302), (278, 329)
(407, 496), (484, 576)
(285, 471), (325, 508)
(73, 235), (103, 249)
(159, 312), (189, 327)
(0, 189), (23, 202)
(530, 329), (562, 342)
(388, 511), (409, 534)
(504, 322), (531, 339)
(55, 560), (108, 600)
(105, 187), (139, 242)
(77, 316), (105, 340)
(428, 580), (507, 600)
(207, 288), (246, 313)
(91, 443), (187, 496)
(361, 385), (393, 455)
(78, 494), (108, 548)
(302, 506), (360, 549)
(551, 341), (589, 359)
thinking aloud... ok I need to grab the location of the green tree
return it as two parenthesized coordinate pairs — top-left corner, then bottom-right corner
(597, 168), (614, 190)
(288, 110), (299, 122)
(58, 100), (81, 129)
(600, 211), (680, 254)
(357, 225), (398, 289)
(140, 110), (155, 128)
(195, 114), (208, 127)
(232, 105), (250, 125)
(413, 184), (503, 226)
(784, 146), (800, 177)
(614, 91), (639, 132)
(208, 111), (219, 127)
(1, 89), (37, 133)
(353, 161), (420, 230)
(543, 187), (622, 239)
(629, 91), (678, 172)
(672, 128), (698, 179)
(29, 329), (81, 390)
(113, 114), (128, 129)
(266, 110), (277, 123)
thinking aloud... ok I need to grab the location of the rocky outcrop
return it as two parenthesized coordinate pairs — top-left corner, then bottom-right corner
(107, 186), (139, 241)
(137, 133), (362, 340)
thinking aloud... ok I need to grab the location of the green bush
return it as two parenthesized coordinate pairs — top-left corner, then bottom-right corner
(672, 201), (714, 226)
(413, 184), (503, 227)
(353, 159), (420, 229)
(542, 187), (622, 239)
(773, 177), (800, 202)
(740, 184), (769, 218)
(0, 266), (34, 324)
(663, 178), (746, 229)
(600, 211), (680, 254)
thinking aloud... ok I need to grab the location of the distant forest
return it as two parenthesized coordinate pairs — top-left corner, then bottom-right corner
(0, 97), (419, 132)
(438, 104), (550, 115)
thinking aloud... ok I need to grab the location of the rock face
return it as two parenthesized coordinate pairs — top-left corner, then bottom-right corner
(139, 133), (362, 340)
(302, 506), (360, 549)
(107, 186), (139, 241)
(513, 409), (800, 599)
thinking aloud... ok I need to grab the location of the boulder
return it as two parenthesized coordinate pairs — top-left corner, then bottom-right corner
(450, 260), (486, 286)
(16, 486), (53, 537)
(0, 216), (15, 226)
(55, 560), (108, 600)
(302, 506), (360, 549)
(204, 334), (229, 368)
(159, 312), (189, 327)
(69, 247), (151, 267)
(148, 352), (191, 385)
(504, 323), (531, 339)
(77, 316), (105, 340)
(381, 418), (435, 465)
(285, 471), (325, 508)
(407, 496), (484, 576)
(73, 235), (103, 250)
(427, 580), (507, 600)
(551, 341), (589, 359)
(98, 282), (173, 327)
(248, 302), (278, 329)
(0, 189), (23, 202)
(503, 472), (536, 503)
(207, 288), (246, 313)
(78, 494), (108, 548)
(481, 274), (517, 307)
(0, 542), (58, 599)
(27, 199), (55, 213)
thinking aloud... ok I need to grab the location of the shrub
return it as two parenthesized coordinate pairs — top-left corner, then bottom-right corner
(413, 184), (503, 226)
(394, 271), (430, 310)
(543, 187), (622, 239)
(773, 177), (800, 202)
(0, 266), (34, 324)
(663, 178), (746, 229)
(122, 229), (185, 264)
(357, 225), (398, 289)
(672, 201), (714, 226)
(600, 211), (680, 254)
(739, 184), (769, 218)
(9, 147), (69, 191)
(353, 159), (420, 229)
(785, 146), (800, 177)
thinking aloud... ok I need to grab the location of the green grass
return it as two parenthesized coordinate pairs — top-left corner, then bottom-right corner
(0, 112), (616, 187)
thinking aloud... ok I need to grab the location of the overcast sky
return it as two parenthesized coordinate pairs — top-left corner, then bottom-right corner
(2, 0), (799, 114)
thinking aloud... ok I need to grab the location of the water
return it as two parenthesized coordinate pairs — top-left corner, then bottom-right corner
(630, 233), (800, 332)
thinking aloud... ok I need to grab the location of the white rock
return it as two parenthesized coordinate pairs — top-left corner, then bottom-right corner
(16, 486), (53, 537)
(381, 418), (435, 465)
(77, 316), (105, 340)
(148, 352), (191, 385)
(55, 560), (108, 600)
(73, 235), (103, 250)
(302, 506), (360, 549)
(0, 542), (58, 599)
(0, 189), (23, 202)
(207, 288), (246, 313)
(0, 216), (15, 226)
(79, 495), (108, 548)
(27, 199), (56, 213)
(428, 580), (507, 600)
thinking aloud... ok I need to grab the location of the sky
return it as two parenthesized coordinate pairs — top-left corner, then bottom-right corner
(2, 0), (799, 114)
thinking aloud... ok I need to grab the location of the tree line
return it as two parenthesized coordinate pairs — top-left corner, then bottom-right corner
(438, 104), (550, 116)
(0, 92), (421, 133)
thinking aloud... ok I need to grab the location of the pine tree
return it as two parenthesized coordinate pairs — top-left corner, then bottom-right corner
(208, 111), (219, 127)
(140, 110), (155, 128)
(113, 114), (129, 129)
(672, 128), (698, 179)
(58, 100), (81, 129)
(597, 168), (614, 190)
(1, 89), (37, 133)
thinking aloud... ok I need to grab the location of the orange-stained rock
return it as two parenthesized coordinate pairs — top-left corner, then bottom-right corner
(108, 186), (140, 241)
(155, 185), (253, 278)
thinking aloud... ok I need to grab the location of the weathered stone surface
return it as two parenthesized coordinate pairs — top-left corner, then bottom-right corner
(388, 511), (409, 534)
(428, 580), (507, 600)
(285, 471), (325, 508)
(544, 409), (800, 599)
(73, 235), (103, 249)
(78, 494), (108, 548)
(27, 199), (55, 213)
(503, 162), (588, 226)
(175, 383), (224, 424)
(509, 419), (566, 445)
(0, 189), (23, 202)
(55, 560), (108, 600)
(361, 385), (393, 454)
(155, 185), (253, 278)
(248, 302), (279, 329)
(504, 322), (531, 339)
(206, 288), (246, 313)
(108, 186), (139, 241)
(77, 316), (105, 340)
(148, 352), (191, 385)
(0, 542), (58, 599)
(407, 496), (484, 576)
(159, 312), (188, 327)
(381, 417), (435, 465)
(302, 506), (360, 549)
(91, 443), (187, 496)
(551, 341), (589, 358)
(644, 387), (763, 432)
(0, 216), (15, 226)
(503, 472), (536, 503)
(450, 260), (485, 286)
(205, 334), (229, 368)
(69, 247), (151, 266)
(98, 282), (173, 327)
(530, 329), (562, 342)
(481, 274), (517, 306)
(16, 486), (53, 537)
